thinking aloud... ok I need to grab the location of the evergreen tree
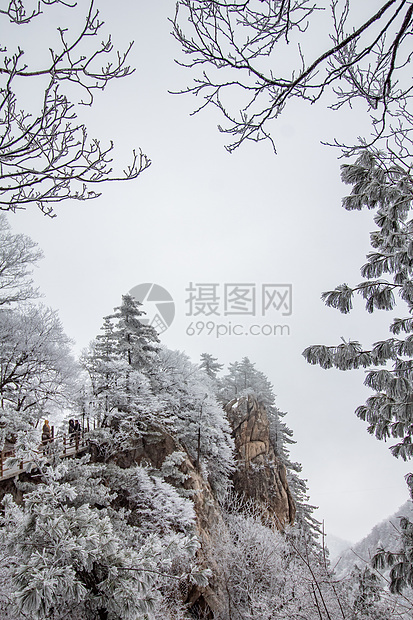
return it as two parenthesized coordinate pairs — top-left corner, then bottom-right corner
(286, 462), (321, 537)
(81, 295), (164, 445)
(0, 457), (202, 620)
(82, 301), (234, 493)
(373, 513), (413, 595)
(108, 294), (160, 371)
(96, 317), (118, 367)
(219, 357), (274, 405)
(219, 357), (292, 463)
(81, 317), (118, 423)
(301, 150), (413, 587)
(199, 352), (223, 380)
(348, 565), (391, 619)
(303, 151), (413, 461)
(155, 348), (235, 495)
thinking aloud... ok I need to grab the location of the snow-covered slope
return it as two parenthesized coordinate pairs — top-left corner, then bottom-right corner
(325, 534), (351, 564)
(332, 501), (413, 578)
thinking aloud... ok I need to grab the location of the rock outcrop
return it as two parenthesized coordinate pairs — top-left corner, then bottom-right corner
(226, 394), (296, 529)
(114, 396), (296, 616)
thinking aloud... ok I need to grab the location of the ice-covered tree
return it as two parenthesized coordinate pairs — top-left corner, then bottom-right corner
(206, 496), (368, 620)
(0, 304), (77, 426)
(172, 0), (413, 161)
(347, 565), (392, 619)
(0, 215), (43, 305)
(219, 357), (279, 411)
(82, 301), (235, 492)
(303, 152), (413, 461)
(219, 357), (291, 458)
(199, 352), (223, 380)
(107, 295), (160, 372)
(299, 148), (413, 585)
(81, 295), (164, 442)
(81, 318), (118, 423)
(155, 347), (235, 495)
(373, 511), (413, 596)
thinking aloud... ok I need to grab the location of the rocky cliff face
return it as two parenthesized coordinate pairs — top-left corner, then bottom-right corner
(109, 395), (296, 616)
(226, 394), (296, 529)
(110, 395), (295, 532)
(109, 431), (224, 618)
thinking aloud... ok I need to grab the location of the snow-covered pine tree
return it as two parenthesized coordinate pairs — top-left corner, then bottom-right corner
(82, 302), (234, 492)
(347, 565), (393, 619)
(303, 151), (413, 462)
(199, 352), (223, 380)
(0, 455), (202, 620)
(81, 317), (122, 426)
(154, 347), (234, 496)
(301, 149), (413, 587)
(372, 509), (413, 595)
(219, 356), (293, 460)
(108, 294), (160, 372)
(81, 295), (166, 452)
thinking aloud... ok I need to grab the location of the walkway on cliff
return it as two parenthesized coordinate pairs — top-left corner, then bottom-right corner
(0, 433), (89, 481)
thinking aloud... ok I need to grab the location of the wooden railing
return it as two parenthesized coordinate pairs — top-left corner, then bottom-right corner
(0, 430), (89, 481)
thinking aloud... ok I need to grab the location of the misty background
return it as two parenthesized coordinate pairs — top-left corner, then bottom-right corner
(8, 0), (411, 544)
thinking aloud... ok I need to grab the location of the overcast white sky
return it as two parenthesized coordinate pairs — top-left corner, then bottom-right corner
(7, 0), (412, 543)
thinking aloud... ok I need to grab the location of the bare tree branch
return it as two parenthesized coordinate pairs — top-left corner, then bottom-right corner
(172, 0), (413, 159)
(0, 0), (150, 216)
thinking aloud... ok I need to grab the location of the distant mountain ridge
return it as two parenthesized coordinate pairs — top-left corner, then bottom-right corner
(325, 534), (352, 563)
(332, 500), (413, 578)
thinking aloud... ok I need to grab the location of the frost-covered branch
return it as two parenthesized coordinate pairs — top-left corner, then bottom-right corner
(0, 0), (150, 215)
(173, 0), (413, 160)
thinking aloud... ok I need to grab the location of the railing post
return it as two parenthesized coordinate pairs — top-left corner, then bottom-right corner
(63, 435), (66, 455)
(0, 452), (3, 478)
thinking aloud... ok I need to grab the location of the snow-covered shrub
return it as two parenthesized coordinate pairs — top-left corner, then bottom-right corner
(103, 463), (196, 535)
(0, 461), (202, 620)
